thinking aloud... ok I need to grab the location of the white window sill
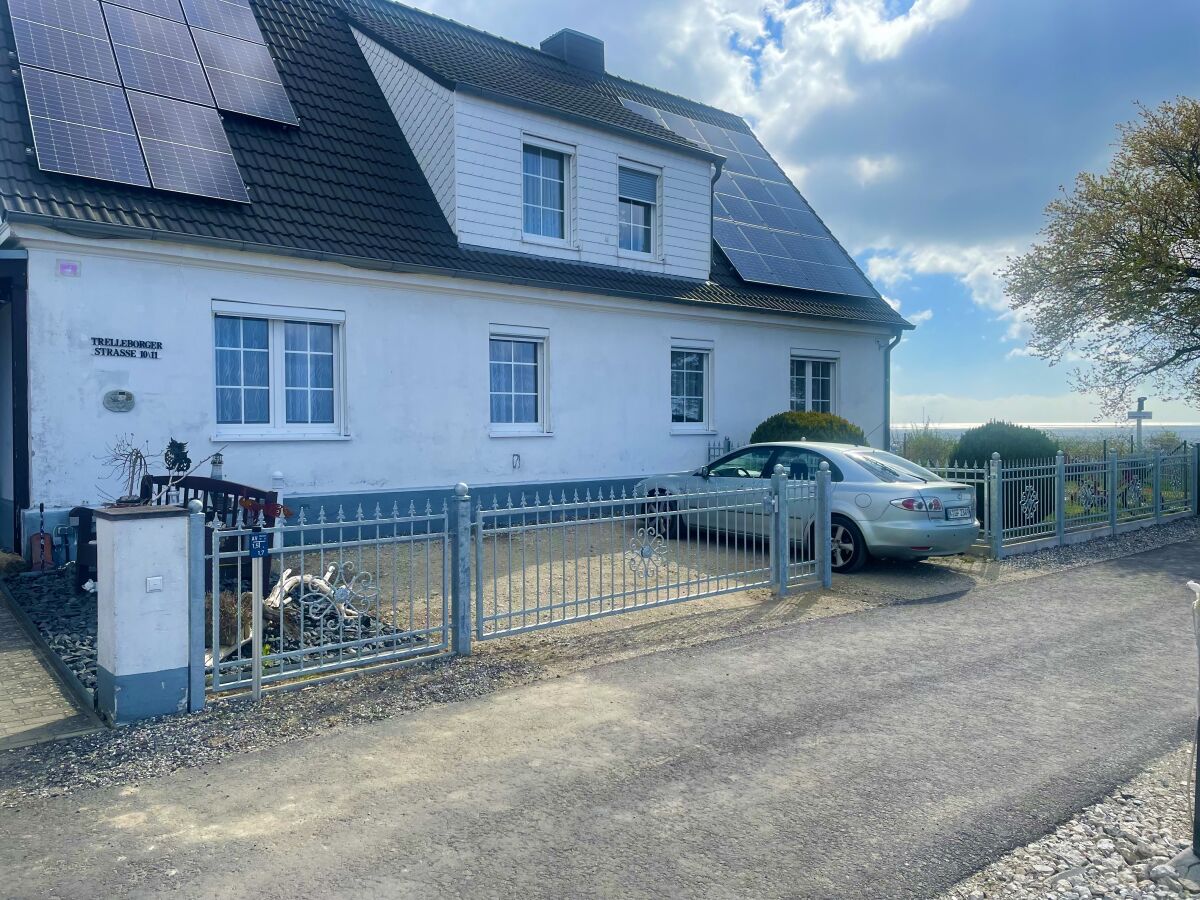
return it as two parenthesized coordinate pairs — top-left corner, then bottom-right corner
(489, 428), (554, 439)
(521, 233), (577, 252)
(670, 426), (716, 436)
(617, 248), (662, 263)
(212, 431), (351, 443)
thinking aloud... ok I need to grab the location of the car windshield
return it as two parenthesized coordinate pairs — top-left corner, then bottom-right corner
(847, 450), (943, 484)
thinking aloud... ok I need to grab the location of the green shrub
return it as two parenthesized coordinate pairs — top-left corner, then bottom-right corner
(950, 421), (1059, 465)
(951, 421), (1060, 525)
(750, 411), (866, 445)
(897, 420), (957, 464)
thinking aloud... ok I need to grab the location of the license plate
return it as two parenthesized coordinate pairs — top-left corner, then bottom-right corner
(946, 506), (971, 520)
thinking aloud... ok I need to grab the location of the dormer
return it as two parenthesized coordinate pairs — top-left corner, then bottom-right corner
(352, 26), (717, 281)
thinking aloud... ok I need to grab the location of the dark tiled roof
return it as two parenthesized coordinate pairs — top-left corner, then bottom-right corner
(0, 0), (908, 330)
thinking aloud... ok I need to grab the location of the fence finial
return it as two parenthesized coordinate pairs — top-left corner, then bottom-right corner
(454, 482), (469, 497)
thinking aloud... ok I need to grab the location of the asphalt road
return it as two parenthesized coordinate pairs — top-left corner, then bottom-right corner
(3, 541), (1198, 899)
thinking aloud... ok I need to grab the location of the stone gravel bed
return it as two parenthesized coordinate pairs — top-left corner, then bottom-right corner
(3, 570), (97, 700)
(939, 745), (1200, 899)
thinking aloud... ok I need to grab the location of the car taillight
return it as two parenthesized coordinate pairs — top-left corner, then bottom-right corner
(890, 497), (940, 511)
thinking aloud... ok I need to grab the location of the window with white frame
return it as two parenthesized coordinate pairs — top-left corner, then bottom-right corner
(790, 357), (835, 413)
(522, 144), (567, 240)
(214, 307), (344, 435)
(490, 330), (547, 432)
(671, 347), (710, 427)
(618, 165), (657, 254)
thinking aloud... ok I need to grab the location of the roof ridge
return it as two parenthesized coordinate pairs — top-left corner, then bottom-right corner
(351, 0), (748, 129)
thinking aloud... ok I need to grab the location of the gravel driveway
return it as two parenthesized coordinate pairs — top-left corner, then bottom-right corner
(1, 538), (1196, 899)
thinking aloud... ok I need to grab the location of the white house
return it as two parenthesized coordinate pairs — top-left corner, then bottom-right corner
(0, 0), (909, 552)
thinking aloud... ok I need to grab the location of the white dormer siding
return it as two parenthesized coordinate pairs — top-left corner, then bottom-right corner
(454, 95), (714, 280)
(353, 36), (715, 280)
(354, 30), (457, 232)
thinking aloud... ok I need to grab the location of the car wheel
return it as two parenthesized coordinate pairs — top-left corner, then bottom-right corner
(830, 516), (868, 573)
(644, 492), (677, 539)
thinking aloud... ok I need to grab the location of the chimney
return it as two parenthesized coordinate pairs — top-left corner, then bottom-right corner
(540, 29), (605, 74)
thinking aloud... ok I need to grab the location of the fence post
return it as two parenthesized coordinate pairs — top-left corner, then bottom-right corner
(1153, 449), (1163, 524)
(1055, 450), (1066, 547)
(989, 453), (1003, 560)
(1194, 443), (1200, 518)
(770, 464), (789, 597)
(186, 500), (206, 713)
(94, 505), (190, 724)
(1108, 450), (1119, 536)
(450, 482), (472, 657)
(817, 462), (833, 589)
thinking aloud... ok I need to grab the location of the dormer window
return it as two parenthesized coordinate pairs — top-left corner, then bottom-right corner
(523, 143), (567, 240)
(618, 164), (658, 255)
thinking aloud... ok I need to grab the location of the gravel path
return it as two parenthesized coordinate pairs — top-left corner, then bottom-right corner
(2, 516), (1196, 815)
(939, 745), (1200, 899)
(0, 539), (1196, 899)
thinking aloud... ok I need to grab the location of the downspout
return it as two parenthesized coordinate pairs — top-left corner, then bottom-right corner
(882, 331), (902, 450)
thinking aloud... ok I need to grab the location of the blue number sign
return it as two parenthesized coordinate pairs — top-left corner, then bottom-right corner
(248, 533), (270, 559)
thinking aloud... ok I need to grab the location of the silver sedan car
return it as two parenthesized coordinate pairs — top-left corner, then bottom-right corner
(636, 441), (979, 573)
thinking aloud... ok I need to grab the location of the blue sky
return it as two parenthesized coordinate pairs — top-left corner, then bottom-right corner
(413, 0), (1200, 424)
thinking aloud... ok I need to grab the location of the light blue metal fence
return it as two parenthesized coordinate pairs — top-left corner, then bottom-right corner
(208, 503), (451, 694)
(926, 447), (1197, 558)
(200, 458), (838, 695)
(472, 468), (829, 642)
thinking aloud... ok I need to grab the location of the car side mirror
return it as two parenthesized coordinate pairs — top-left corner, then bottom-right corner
(697, 466), (710, 479)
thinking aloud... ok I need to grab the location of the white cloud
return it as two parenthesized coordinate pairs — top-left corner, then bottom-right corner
(908, 308), (934, 325)
(865, 242), (1028, 338)
(852, 154), (900, 185)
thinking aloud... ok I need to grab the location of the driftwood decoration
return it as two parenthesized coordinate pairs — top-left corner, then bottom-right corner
(211, 561), (379, 663)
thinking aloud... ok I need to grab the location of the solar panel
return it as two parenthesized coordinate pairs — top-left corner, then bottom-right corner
(191, 28), (297, 124)
(9, 0), (120, 83)
(102, 0), (184, 21)
(179, 0), (262, 43)
(620, 98), (877, 298)
(20, 65), (151, 186)
(102, 3), (213, 105)
(126, 90), (249, 201)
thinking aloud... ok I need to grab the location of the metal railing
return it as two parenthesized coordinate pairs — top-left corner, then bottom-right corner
(202, 465), (835, 693)
(208, 503), (451, 693)
(925, 446), (1198, 558)
(472, 467), (830, 641)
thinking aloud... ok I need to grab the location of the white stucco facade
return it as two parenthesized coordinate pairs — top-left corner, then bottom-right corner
(15, 225), (890, 513)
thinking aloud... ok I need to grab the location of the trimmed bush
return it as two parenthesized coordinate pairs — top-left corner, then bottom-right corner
(951, 421), (1060, 526)
(950, 421), (1059, 465)
(750, 411), (866, 445)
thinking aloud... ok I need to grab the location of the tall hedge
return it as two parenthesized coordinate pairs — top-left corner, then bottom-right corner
(750, 411), (866, 445)
(950, 421), (1059, 464)
(951, 421), (1060, 525)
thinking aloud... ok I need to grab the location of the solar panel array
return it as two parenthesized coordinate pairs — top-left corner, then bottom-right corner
(621, 98), (877, 299)
(7, 0), (298, 201)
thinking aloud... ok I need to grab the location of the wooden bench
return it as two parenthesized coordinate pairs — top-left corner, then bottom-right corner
(72, 477), (279, 593)
(139, 475), (280, 593)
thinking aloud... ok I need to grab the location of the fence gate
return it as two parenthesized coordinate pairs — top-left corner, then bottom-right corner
(471, 474), (825, 642)
(208, 504), (451, 693)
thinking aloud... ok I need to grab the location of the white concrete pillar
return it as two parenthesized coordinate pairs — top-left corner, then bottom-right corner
(94, 505), (191, 724)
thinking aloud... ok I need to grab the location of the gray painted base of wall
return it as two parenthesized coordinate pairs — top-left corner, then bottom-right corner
(285, 476), (646, 526)
(97, 664), (188, 725)
(0, 497), (12, 552)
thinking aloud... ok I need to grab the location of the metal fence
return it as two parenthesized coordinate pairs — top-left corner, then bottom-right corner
(473, 471), (828, 641)
(204, 467), (833, 694)
(925, 447), (1198, 558)
(208, 503), (451, 694)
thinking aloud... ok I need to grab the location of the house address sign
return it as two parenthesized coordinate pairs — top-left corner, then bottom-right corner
(91, 337), (164, 359)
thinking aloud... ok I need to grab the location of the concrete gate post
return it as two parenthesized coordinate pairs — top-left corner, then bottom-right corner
(94, 505), (192, 724)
